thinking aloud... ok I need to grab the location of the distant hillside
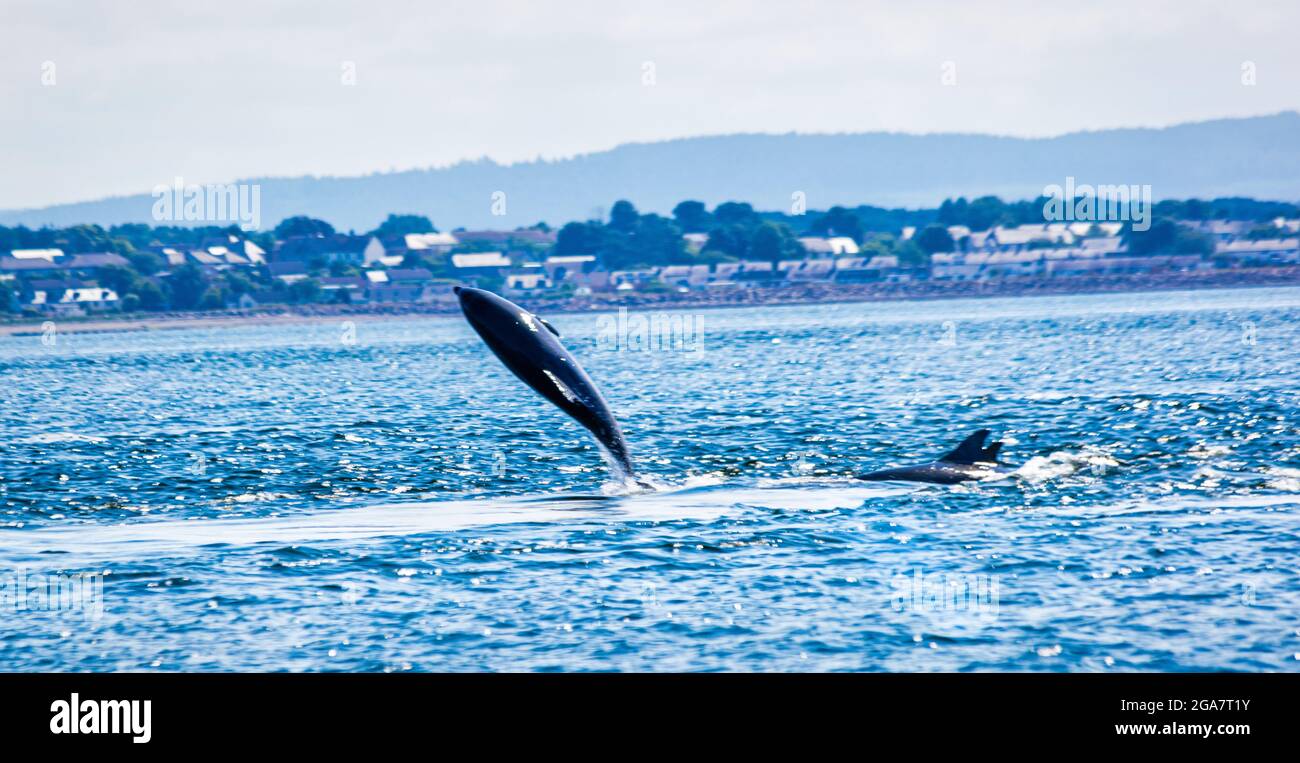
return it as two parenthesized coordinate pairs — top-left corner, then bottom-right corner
(4, 112), (1299, 232)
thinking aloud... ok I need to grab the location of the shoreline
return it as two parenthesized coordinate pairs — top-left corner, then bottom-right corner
(3, 266), (1299, 336)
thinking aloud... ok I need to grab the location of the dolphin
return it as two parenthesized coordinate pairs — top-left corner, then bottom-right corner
(454, 286), (636, 478)
(857, 429), (1012, 484)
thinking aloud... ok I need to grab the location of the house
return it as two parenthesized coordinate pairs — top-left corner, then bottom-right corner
(930, 253), (979, 280)
(43, 286), (120, 315)
(274, 235), (387, 267)
(318, 276), (368, 303)
(201, 242), (266, 267)
(1215, 238), (1300, 265)
(798, 237), (860, 256)
(63, 252), (131, 271)
(1186, 220), (1253, 241)
(360, 268), (441, 303)
(269, 261), (309, 283)
(379, 233), (455, 267)
(1041, 253), (1205, 277)
(385, 267), (435, 284)
(504, 272), (552, 293)
(9, 248), (64, 261)
(973, 250), (1045, 278)
(543, 255), (596, 283)
(150, 246), (191, 268)
(711, 261), (743, 282)
(366, 270), (436, 303)
(0, 255), (64, 276)
(22, 288), (50, 311)
(964, 230), (995, 251)
(401, 232), (459, 253)
(988, 224), (1074, 251)
(1272, 218), (1300, 235)
(1068, 222), (1123, 237)
(568, 267), (610, 292)
(201, 235), (267, 265)
(21, 279), (78, 311)
(731, 260), (781, 284)
(1078, 237), (1125, 256)
(450, 252), (511, 272)
(682, 233), (709, 253)
(609, 269), (658, 290)
(657, 264), (711, 289)
(779, 258), (836, 282)
(834, 255), (899, 282)
(187, 249), (225, 267)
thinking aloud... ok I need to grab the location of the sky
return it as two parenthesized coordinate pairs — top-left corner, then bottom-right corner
(1, 0), (1297, 210)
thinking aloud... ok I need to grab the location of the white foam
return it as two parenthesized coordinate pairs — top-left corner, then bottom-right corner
(1015, 449), (1120, 482)
(17, 432), (107, 445)
(0, 482), (899, 566)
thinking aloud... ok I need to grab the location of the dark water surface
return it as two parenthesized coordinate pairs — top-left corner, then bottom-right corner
(2, 287), (1299, 671)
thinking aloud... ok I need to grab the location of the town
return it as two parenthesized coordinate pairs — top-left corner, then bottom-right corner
(1, 195), (1298, 320)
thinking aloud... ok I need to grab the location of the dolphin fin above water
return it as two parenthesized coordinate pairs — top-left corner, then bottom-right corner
(857, 429), (1012, 484)
(939, 429), (1002, 465)
(537, 317), (561, 337)
(454, 286), (636, 479)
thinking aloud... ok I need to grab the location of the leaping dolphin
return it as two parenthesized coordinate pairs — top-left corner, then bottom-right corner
(857, 429), (1012, 484)
(454, 286), (636, 478)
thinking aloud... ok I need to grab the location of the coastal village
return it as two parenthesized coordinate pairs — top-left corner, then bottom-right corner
(2, 207), (1299, 318)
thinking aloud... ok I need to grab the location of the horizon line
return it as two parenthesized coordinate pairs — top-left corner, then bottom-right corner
(4, 109), (1297, 216)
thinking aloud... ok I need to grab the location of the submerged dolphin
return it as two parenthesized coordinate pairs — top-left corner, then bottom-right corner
(857, 429), (1012, 484)
(454, 286), (636, 477)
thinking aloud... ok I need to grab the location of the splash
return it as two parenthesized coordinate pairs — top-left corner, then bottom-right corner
(1264, 466), (1300, 492)
(1015, 449), (1120, 482)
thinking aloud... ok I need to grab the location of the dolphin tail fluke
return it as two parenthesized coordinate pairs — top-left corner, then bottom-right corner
(939, 429), (993, 464)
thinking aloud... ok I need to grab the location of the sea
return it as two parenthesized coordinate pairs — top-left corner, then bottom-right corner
(2, 286), (1299, 671)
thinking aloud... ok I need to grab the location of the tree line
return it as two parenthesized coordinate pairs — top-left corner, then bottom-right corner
(2, 195), (1296, 313)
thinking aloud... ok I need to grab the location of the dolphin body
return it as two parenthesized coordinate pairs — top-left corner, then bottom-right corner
(857, 429), (1012, 484)
(454, 286), (636, 478)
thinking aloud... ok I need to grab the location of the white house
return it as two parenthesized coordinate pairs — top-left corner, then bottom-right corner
(1216, 238), (1300, 264)
(404, 232), (459, 253)
(504, 272), (552, 292)
(682, 233), (709, 252)
(779, 258), (836, 282)
(10, 248), (64, 261)
(798, 236), (860, 255)
(451, 252), (511, 270)
(543, 254), (596, 282)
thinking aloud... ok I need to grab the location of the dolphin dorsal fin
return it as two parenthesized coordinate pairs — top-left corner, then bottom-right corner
(983, 442), (1003, 463)
(537, 316), (561, 337)
(939, 429), (991, 464)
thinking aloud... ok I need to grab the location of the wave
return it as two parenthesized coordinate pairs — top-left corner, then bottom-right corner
(0, 481), (904, 567)
(1264, 466), (1300, 492)
(16, 432), (108, 444)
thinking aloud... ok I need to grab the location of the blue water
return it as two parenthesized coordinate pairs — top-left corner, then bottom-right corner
(3, 287), (1299, 672)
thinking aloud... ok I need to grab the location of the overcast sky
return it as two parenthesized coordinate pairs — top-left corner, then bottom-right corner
(1, 0), (1297, 210)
